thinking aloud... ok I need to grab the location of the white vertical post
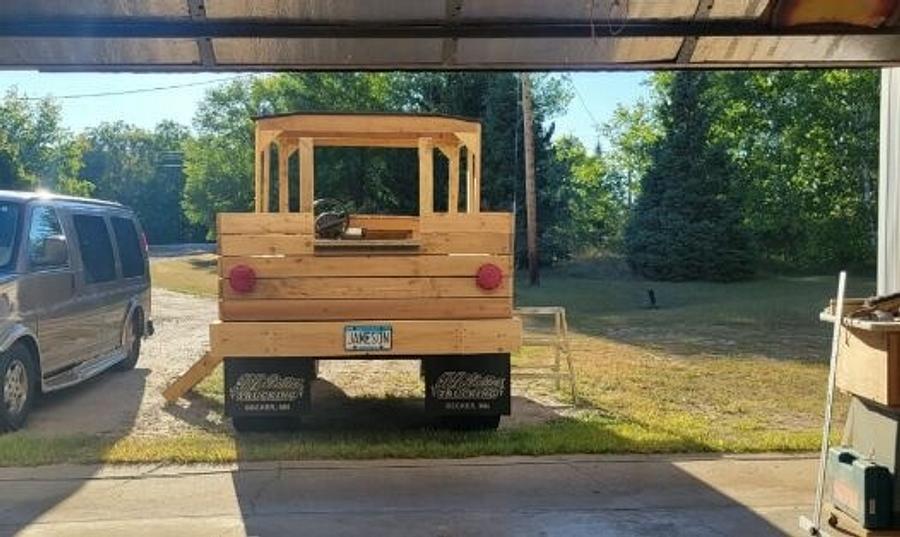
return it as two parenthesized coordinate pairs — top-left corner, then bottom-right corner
(879, 68), (900, 295)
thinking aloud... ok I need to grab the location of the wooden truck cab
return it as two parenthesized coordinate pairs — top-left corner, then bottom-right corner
(167, 113), (522, 430)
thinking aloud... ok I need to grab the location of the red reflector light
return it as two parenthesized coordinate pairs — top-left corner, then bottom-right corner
(229, 265), (257, 293)
(139, 232), (149, 253)
(476, 263), (503, 291)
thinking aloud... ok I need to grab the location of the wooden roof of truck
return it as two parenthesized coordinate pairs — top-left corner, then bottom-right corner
(252, 112), (483, 216)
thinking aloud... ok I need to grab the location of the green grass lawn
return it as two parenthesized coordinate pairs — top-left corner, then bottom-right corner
(0, 255), (871, 465)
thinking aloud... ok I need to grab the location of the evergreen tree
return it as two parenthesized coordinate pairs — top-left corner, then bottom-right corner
(624, 72), (754, 281)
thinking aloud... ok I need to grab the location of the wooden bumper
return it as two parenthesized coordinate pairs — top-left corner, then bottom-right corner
(210, 318), (522, 358)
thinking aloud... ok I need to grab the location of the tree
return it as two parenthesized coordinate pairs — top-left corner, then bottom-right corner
(602, 101), (661, 207)
(706, 70), (879, 269)
(552, 136), (620, 251)
(182, 73), (579, 265)
(82, 120), (195, 243)
(624, 72), (754, 281)
(0, 89), (90, 194)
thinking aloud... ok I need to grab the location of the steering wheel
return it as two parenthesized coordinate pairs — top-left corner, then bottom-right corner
(313, 198), (350, 239)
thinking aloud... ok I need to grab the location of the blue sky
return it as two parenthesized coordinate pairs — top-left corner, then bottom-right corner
(0, 71), (649, 148)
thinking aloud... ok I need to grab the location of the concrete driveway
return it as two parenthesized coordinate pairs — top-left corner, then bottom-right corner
(0, 454), (817, 537)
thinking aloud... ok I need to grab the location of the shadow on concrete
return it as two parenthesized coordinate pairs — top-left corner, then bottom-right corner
(0, 366), (147, 536)
(28, 367), (149, 436)
(228, 453), (802, 536)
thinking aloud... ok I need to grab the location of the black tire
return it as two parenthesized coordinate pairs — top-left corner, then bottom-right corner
(113, 312), (142, 372)
(0, 343), (37, 433)
(232, 416), (303, 433)
(438, 415), (501, 431)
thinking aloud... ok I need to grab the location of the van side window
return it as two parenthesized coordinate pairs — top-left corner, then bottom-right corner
(111, 217), (145, 278)
(73, 215), (117, 284)
(28, 206), (68, 268)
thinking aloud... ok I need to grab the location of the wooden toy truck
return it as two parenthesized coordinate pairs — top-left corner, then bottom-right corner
(165, 113), (522, 430)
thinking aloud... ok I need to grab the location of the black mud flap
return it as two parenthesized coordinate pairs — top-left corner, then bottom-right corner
(423, 354), (511, 416)
(224, 358), (315, 418)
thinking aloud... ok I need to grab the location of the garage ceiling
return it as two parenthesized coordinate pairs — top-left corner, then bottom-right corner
(2, 0), (900, 71)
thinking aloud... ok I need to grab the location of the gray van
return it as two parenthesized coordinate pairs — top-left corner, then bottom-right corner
(0, 191), (152, 431)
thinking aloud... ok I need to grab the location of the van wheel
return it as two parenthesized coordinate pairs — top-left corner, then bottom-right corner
(0, 343), (36, 433)
(113, 313), (142, 372)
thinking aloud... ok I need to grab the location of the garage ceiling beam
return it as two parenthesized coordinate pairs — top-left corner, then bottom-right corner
(676, 0), (716, 64)
(2, 17), (899, 40)
(186, 0), (216, 68)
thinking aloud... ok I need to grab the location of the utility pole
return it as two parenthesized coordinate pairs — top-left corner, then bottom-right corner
(521, 73), (540, 286)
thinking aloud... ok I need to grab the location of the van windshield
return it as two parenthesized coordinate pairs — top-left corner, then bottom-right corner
(0, 201), (21, 272)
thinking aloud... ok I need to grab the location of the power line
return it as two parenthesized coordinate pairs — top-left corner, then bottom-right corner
(19, 74), (255, 101)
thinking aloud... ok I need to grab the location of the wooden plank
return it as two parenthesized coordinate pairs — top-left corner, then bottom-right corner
(210, 318), (522, 358)
(219, 234), (313, 256)
(218, 213), (313, 235)
(219, 254), (512, 278)
(420, 213), (512, 233)
(299, 137), (314, 213)
(221, 276), (511, 300)
(448, 144), (460, 213)
(421, 232), (511, 254)
(256, 114), (480, 135)
(220, 297), (513, 321)
(836, 328), (900, 406)
(419, 137), (434, 216)
(254, 124), (262, 213)
(348, 215), (419, 232)
(314, 239), (420, 251)
(261, 145), (271, 213)
(162, 352), (223, 403)
(278, 139), (290, 212)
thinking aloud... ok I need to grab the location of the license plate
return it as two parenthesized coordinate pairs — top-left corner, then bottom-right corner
(344, 325), (392, 351)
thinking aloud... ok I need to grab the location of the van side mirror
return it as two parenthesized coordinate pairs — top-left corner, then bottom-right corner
(32, 235), (69, 267)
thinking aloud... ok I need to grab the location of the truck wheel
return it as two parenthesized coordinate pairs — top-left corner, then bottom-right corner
(0, 343), (37, 433)
(439, 415), (501, 431)
(113, 313), (142, 372)
(232, 416), (303, 433)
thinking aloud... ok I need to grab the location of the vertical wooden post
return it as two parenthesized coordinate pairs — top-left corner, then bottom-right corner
(470, 125), (481, 213)
(448, 144), (460, 213)
(419, 137), (434, 216)
(278, 139), (289, 213)
(522, 73), (540, 286)
(253, 125), (262, 213)
(261, 144), (271, 213)
(299, 137), (315, 213)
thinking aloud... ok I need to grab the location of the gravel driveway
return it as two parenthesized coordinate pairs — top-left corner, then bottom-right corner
(27, 289), (218, 437)
(26, 287), (567, 437)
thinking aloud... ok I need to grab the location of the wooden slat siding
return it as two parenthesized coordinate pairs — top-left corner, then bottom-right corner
(210, 318), (522, 357)
(420, 232), (511, 255)
(219, 254), (511, 278)
(347, 215), (420, 233)
(220, 298), (512, 321)
(219, 234), (313, 256)
(419, 213), (512, 233)
(218, 213), (313, 235)
(221, 276), (510, 300)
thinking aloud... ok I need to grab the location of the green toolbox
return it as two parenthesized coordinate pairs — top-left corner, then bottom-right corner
(828, 446), (893, 529)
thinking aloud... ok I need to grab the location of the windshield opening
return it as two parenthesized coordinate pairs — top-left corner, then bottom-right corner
(0, 201), (21, 271)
